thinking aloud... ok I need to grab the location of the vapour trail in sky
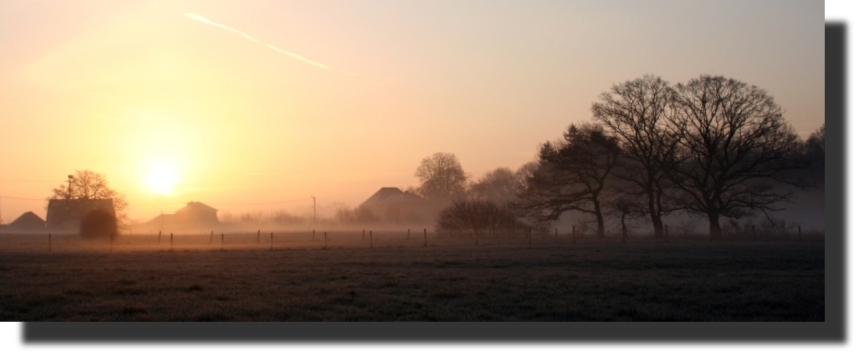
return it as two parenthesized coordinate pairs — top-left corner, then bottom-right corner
(183, 12), (353, 75)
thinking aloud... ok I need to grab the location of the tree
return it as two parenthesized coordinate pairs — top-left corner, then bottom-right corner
(592, 75), (679, 238)
(415, 152), (468, 200)
(519, 123), (621, 238)
(608, 195), (644, 242)
(49, 170), (128, 225)
(803, 124), (825, 188)
(806, 124), (825, 154)
(468, 167), (520, 203)
(668, 75), (802, 239)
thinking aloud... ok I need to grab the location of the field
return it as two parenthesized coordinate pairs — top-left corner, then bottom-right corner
(0, 231), (824, 321)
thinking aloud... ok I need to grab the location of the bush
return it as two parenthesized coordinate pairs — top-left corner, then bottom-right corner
(435, 199), (531, 238)
(80, 209), (118, 240)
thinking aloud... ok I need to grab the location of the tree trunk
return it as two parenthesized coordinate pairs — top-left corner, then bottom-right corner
(648, 190), (665, 238)
(621, 213), (628, 242)
(651, 212), (664, 239)
(594, 201), (605, 238)
(708, 212), (722, 240)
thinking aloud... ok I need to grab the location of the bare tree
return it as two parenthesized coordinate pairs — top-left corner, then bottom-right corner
(519, 124), (620, 238)
(415, 152), (468, 200)
(806, 124), (825, 153)
(592, 75), (679, 238)
(48, 170), (128, 225)
(668, 75), (802, 239)
(468, 167), (520, 203)
(802, 124), (825, 188)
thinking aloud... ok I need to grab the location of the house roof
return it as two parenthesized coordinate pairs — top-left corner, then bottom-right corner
(359, 187), (426, 208)
(47, 199), (115, 213)
(176, 201), (218, 213)
(144, 213), (178, 226)
(9, 211), (45, 229)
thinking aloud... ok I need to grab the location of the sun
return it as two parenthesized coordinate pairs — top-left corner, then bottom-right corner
(143, 165), (180, 195)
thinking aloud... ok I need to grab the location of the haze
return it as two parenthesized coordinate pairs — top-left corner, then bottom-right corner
(0, 0), (823, 223)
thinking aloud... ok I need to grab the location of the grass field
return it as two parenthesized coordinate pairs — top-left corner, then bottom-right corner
(0, 231), (824, 321)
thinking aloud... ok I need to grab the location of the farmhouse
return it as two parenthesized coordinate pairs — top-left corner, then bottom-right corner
(358, 187), (438, 224)
(8, 211), (46, 230)
(144, 201), (219, 231)
(46, 199), (115, 230)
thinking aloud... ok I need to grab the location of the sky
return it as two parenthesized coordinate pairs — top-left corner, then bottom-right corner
(0, 0), (824, 223)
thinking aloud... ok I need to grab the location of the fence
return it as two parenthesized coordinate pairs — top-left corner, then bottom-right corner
(0, 225), (825, 254)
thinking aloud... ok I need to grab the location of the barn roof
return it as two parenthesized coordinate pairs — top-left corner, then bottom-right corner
(359, 187), (426, 208)
(9, 211), (46, 229)
(176, 201), (218, 213)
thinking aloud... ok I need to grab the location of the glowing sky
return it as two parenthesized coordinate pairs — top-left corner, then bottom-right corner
(0, 0), (823, 222)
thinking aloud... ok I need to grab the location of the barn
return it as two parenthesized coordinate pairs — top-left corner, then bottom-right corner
(358, 187), (437, 224)
(46, 199), (115, 230)
(144, 201), (219, 231)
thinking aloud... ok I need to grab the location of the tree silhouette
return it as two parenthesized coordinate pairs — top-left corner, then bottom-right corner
(668, 75), (802, 239)
(415, 152), (468, 200)
(592, 75), (679, 238)
(468, 167), (520, 203)
(520, 124), (620, 238)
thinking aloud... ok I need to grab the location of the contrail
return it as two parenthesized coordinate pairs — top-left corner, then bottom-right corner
(183, 13), (262, 44)
(263, 43), (332, 70)
(183, 13), (351, 74)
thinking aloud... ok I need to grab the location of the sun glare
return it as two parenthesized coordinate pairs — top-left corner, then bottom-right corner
(144, 165), (180, 195)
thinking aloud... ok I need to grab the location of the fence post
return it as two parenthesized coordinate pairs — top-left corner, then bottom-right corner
(312, 229), (315, 241)
(158, 231), (161, 244)
(370, 231), (373, 249)
(424, 228), (427, 247)
(362, 229), (365, 241)
(170, 233), (173, 251)
(257, 230), (260, 243)
(210, 231), (213, 244)
(270, 232), (274, 251)
(221, 233), (224, 251)
(798, 226), (802, 242)
(110, 233), (114, 252)
(48, 233), (52, 252)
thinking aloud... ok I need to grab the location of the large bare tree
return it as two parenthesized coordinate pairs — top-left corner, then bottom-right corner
(520, 124), (620, 238)
(592, 75), (679, 238)
(668, 75), (802, 239)
(415, 152), (468, 200)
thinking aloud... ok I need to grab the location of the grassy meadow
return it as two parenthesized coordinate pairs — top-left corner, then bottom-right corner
(0, 231), (824, 321)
